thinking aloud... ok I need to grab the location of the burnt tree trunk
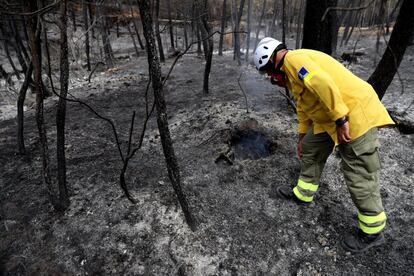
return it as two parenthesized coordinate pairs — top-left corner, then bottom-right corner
(127, 23), (140, 57)
(367, 0), (414, 99)
(254, 0), (267, 49)
(9, 19), (29, 71)
(269, 0), (277, 38)
(245, 0), (252, 61)
(83, 0), (91, 71)
(129, 1), (145, 49)
(183, 5), (189, 49)
(218, 0), (227, 56)
(282, 0), (286, 43)
(196, 20), (203, 56)
(17, 62), (33, 155)
(302, 0), (337, 54)
(70, 3), (77, 32)
(340, 0), (359, 47)
(88, 1), (95, 38)
(154, 0), (165, 62)
(232, 0), (245, 65)
(137, 0), (196, 230)
(196, 0), (214, 94)
(167, 0), (175, 50)
(3, 37), (21, 79)
(98, 3), (114, 68)
(43, 25), (56, 94)
(56, 0), (70, 210)
(295, 0), (305, 49)
(26, 1), (56, 207)
(375, 0), (387, 56)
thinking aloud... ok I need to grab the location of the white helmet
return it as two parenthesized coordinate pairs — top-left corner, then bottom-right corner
(254, 37), (283, 71)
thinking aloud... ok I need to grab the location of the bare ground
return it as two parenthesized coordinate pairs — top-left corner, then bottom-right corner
(1, 33), (414, 275)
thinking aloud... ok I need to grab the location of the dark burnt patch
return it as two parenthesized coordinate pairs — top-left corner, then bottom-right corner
(231, 129), (276, 160)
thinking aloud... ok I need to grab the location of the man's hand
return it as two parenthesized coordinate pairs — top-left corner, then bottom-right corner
(337, 121), (351, 144)
(297, 133), (306, 159)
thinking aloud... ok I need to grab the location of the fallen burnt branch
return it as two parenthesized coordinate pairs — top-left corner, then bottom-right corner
(321, 0), (375, 22)
(197, 128), (231, 147)
(279, 88), (297, 112)
(119, 78), (155, 204)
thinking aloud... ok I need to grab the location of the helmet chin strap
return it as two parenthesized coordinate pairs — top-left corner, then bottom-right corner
(271, 50), (286, 75)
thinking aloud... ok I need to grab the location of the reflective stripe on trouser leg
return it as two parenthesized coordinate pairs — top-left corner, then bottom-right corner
(358, 211), (387, 234)
(293, 179), (319, 202)
(296, 128), (334, 202)
(339, 128), (386, 234)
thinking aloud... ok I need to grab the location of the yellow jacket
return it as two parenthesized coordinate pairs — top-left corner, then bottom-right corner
(282, 49), (394, 144)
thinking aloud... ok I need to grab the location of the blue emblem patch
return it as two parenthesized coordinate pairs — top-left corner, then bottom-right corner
(298, 67), (309, 81)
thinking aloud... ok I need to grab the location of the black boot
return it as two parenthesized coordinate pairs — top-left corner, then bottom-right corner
(341, 229), (385, 253)
(276, 186), (310, 206)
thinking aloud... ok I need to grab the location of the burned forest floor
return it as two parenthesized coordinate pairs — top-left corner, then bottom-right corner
(1, 33), (414, 275)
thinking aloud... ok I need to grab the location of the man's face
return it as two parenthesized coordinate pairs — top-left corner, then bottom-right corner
(259, 68), (286, 88)
(269, 72), (287, 87)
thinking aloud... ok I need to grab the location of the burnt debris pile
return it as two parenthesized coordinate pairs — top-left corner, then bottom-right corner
(231, 129), (275, 160)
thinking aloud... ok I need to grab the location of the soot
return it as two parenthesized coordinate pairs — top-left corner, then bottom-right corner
(231, 129), (275, 160)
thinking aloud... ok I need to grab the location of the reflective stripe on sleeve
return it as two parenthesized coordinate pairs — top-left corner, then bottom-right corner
(293, 187), (314, 202)
(297, 179), (319, 192)
(303, 69), (322, 85)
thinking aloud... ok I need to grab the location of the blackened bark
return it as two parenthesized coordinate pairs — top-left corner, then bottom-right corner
(237, 0), (245, 24)
(232, 0), (243, 65)
(254, 0), (267, 49)
(56, 0), (70, 210)
(70, 3), (77, 32)
(367, 0), (414, 99)
(295, 0), (305, 49)
(128, 1), (145, 50)
(196, 20), (202, 56)
(132, 18), (145, 50)
(340, 0), (357, 47)
(88, 1), (95, 38)
(27, 1), (56, 207)
(127, 23), (140, 57)
(10, 20), (30, 70)
(17, 62), (33, 155)
(330, 3), (339, 55)
(302, 0), (337, 54)
(196, 0), (214, 94)
(137, 0), (196, 230)
(245, 0), (251, 61)
(167, 0), (175, 50)
(269, 0), (278, 38)
(183, 9), (189, 49)
(154, 0), (165, 62)
(3, 39), (21, 79)
(43, 25), (56, 94)
(83, 0), (91, 71)
(98, 3), (114, 68)
(218, 0), (227, 56)
(282, 0), (286, 43)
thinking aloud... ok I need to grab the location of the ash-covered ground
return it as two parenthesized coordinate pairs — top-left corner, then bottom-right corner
(1, 30), (414, 275)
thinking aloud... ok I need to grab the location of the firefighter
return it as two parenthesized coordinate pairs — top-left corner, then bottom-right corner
(254, 37), (394, 252)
